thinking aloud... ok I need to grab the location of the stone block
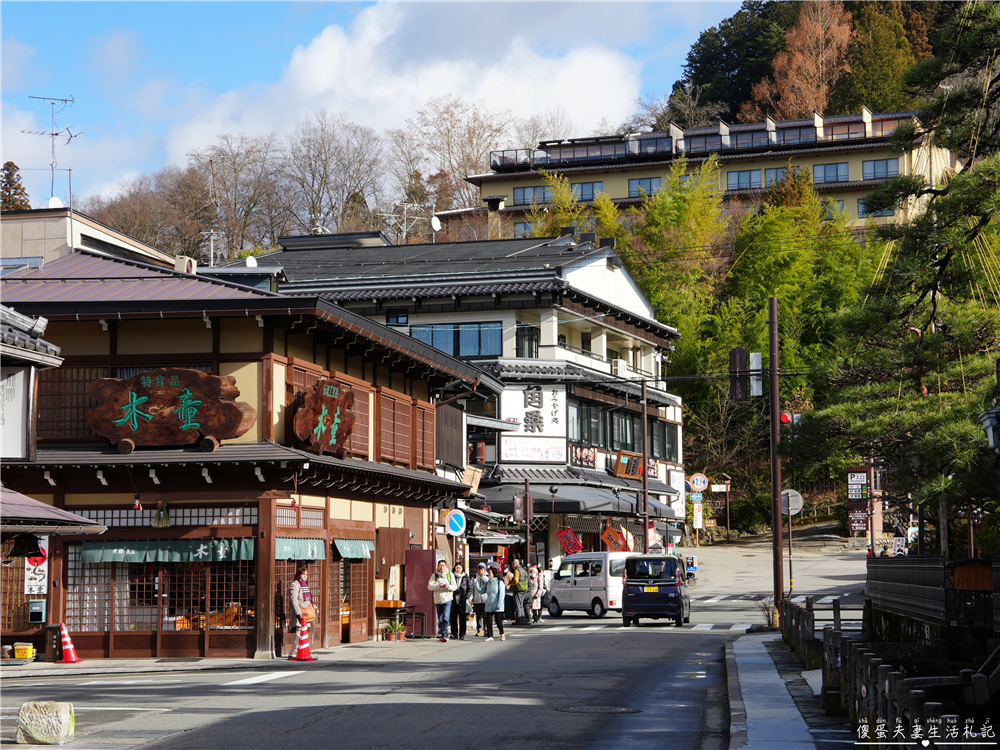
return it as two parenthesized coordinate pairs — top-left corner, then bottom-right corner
(15, 701), (74, 745)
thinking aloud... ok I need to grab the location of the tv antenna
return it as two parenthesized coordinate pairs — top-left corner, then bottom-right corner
(22, 96), (83, 199)
(376, 202), (430, 244)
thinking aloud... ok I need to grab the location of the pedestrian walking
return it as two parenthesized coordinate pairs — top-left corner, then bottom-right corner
(427, 559), (458, 642)
(450, 562), (473, 640)
(513, 557), (530, 624)
(528, 564), (543, 623)
(477, 563), (506, 642)
(288, 566), (316, 635)
(472, 562), (488, 636)
(502, 563), (516, 621)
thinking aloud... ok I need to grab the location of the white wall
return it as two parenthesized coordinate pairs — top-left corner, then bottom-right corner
(563, 251), (657, 319)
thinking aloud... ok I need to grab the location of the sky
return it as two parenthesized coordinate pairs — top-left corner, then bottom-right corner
(2, 1), (739, 207)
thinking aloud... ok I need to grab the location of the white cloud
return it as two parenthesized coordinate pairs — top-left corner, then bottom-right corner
(1, 37), (38, 92)
(87, 30), (145, 97)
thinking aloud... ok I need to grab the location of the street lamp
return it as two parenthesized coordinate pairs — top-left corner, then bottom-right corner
(979, 407), (1000, 454)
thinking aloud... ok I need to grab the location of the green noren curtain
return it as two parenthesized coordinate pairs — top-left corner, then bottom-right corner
(275, 537), (327, 561)
(333, 539), (375, 559)
(80, 538), (254, 563)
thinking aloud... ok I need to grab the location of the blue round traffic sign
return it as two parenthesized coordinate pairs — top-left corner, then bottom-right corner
(445, 510), (467, 536)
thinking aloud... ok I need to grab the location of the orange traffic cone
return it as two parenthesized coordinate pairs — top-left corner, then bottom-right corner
(288, 622), (317, 662)
(57, 623), (84, 664)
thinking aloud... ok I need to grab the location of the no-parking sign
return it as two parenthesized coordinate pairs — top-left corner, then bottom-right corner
(445, 510), (467, 536)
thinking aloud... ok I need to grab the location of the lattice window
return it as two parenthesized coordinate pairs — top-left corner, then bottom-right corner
(113, 563), (158, 631)
(379, 390), (412, 465)
(65, 544), (112, 632)
(415, 402), (435, 470)
(276, 507), (297, 526)
(77, 507), (258, 528)
(349, 558), (369, 618)
(328, 558), (342, 628)
(0, 540), (40, 631)
(529, 516), (549, 533)
(37, 366), (106, 438)
(208, 561), (255, 630)
(301, 509), (325, 528)
(346, 384), (370, 458)
(274, 559), (322, 630)
(339, 558), (351, 605)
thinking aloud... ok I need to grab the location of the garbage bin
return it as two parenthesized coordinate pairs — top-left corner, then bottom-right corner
(44, 624), (62, 662)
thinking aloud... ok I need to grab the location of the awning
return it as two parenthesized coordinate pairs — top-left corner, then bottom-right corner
(478, 484), (637, 515)
(276, 537), (327, 560)
(333, 539), (375, 559)
(469, 533), (524, 547)
(1, 487), (107, 536)
(81, 538), (254, 563)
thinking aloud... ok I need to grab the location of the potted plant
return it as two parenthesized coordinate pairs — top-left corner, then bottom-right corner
(385, 619), (405, 641)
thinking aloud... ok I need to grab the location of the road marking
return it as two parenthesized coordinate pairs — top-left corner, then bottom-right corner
(72, 707), (172, 712)
(703, 596), (728, 603)
(581, 625), (607, 631)
(542, 626), (568, 632)
(818, 596), (839, 604)
(791, 596), (807, 603)
(80, 680), (183, 685)
(691, 624), (714, 630)
(222, 671), (304, 686)
(729, 623), (752, 631)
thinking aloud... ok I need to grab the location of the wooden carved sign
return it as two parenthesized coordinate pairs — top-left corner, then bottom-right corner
(293, 379), (356, 457)
(87, 368), (257, 453)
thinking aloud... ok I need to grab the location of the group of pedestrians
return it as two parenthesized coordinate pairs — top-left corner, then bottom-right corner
(427, 556), (551, 643)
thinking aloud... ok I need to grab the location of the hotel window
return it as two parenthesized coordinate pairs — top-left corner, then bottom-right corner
(764, 167), (787, 186)
(814, 163), (849, 184)
(410, 322), (502, 358)
(872, 119), (906, 137)
(731, 132), (769, 149)
(513, 222), (530, 238)
(684, 135), (723, 153)
(824, 199), (845, 221)
(637, 137), (672, 155)
(513, 186), (552, 205)
(726, 170), (762, 190)
(858, 199), (894, 218)
(385, 309), (408, 326)
(775, 128), (817, 145)
(628, 177), (661, 198)
(862, 158), (899, 180)
(571, 182), (604, 201)
(823, 123), (865, 140)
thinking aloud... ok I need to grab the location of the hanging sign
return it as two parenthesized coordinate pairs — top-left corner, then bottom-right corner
(293, 379), (356, 457)
(87, 368), (256, 451)
(556, 528), (584, 555)
(601, 522), (627, 552)
(24, 536), (48, 595)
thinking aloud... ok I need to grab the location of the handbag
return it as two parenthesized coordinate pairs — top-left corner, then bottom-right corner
(301, 602), (317, 624)
(541, 592), (552, 609)
(466, 600), (474, 615)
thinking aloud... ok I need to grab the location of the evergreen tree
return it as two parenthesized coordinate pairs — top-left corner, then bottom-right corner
(1, 162), (32, 211)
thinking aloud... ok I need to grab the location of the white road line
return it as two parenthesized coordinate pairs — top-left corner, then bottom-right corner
(542, 626), (568, 632)
(703, 596), (728, 603)
(729, 623), (752, 631)
(818, 596), (839, 604)
(581, 625), (607, 631)
(791, 596), (807, 603)
(80, 680), (183, 685)
(222, 670), (305, 686)
(691, 623), (714, 630)
(73, 707), (172, 712)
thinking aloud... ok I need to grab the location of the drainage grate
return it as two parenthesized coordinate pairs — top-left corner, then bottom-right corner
(556, 706), (640, 714)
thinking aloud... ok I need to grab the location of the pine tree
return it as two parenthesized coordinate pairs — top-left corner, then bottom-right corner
(1, 162), (32, 211)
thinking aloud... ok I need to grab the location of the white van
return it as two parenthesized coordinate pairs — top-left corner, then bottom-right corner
(547, 551), (638, 619)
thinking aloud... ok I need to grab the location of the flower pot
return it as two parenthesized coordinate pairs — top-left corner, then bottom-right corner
(399, 632), (407, 641)
(386, 632), (397, 641)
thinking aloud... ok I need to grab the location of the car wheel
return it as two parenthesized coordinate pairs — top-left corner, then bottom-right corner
(548, 599), (563, 617)
(683, 611), (690, 624)
(622, 616), (631, 628)
(591, 599), (606, 619)
(633, 617), (640, 627)
(675, 613), (684, 627)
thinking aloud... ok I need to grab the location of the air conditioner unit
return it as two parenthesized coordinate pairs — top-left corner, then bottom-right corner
(611, 359), (627, 378)
(174, 255), (198, 274)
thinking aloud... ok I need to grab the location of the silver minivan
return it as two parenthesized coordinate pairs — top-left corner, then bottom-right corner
(547, 551), (637, 619)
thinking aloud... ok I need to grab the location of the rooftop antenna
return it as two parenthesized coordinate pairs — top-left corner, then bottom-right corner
(376, 202), (427, 245)
(22, 96), (82, 200)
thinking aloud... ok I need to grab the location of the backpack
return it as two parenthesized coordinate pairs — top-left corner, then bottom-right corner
(515, 567), (529, 592)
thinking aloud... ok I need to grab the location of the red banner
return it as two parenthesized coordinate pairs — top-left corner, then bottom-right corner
(556, 528), (584, 555)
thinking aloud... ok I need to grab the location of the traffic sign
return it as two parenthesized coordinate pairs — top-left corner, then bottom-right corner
(689, 492), (703, 502)
(781, 489), (804, 516)
(445, 510), (467, 536)
(689, 473), (709, 492)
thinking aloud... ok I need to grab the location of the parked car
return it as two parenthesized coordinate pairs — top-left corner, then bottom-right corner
(547, 551), (638, 618)
(621, 553), (691, 627)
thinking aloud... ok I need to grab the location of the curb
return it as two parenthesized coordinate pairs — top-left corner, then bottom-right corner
(725, 640), (747, 749)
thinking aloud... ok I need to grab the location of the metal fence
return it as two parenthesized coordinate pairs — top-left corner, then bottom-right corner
(867, 556), (993, 627)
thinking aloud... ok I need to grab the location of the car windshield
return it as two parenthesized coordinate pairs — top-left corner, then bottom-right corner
(625, 557), (677, 580)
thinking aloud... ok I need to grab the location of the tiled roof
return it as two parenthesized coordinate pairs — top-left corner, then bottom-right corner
(318, 279), (568, 302)
(1, 250), (280, 304)
(0, 304), (62, 364)
(489, 465), (678, 495)
(0, 487), (106, 529)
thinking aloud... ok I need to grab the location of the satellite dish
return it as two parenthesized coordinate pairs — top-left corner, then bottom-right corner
(245, 255), (258, 267)
(430, 216), (442, 232)
(45, 196), (64, 209)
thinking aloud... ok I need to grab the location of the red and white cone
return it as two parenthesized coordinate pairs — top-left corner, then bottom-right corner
(57, 623), (84, 664)
(288, 622), (317, 662)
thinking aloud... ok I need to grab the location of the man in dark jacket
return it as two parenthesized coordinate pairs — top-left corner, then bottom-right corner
(449, 563), (473, 640)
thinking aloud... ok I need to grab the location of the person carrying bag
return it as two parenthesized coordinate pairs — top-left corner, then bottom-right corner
(289, 566), (317, 633)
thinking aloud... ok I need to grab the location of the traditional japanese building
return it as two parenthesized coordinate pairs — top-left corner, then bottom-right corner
(0, 250), (501, 658)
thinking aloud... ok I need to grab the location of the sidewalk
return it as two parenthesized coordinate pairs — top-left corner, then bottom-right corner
(727, 632), (853, 750)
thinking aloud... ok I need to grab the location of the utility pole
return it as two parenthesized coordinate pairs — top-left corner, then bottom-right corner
(768, 297), (785, 618)
(641, 380), (650, 553)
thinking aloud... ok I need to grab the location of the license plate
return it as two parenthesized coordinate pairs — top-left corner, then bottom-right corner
(643, 586), (658, 592)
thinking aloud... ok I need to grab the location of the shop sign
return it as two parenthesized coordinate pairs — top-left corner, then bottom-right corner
(556, 528), (584, 555)
(499, 436), (566, 463)
(87, 368), (256, 450)
(569, 443), (596, 469)
(846, 468), (870, 510)
(500, 385), (566, 439)
(848, 509), (868, 534)
(601, 522), (627, 552)
(293, 379), (356, 457)
(1, 366), (30, 460)
(24, 536), (48, 595)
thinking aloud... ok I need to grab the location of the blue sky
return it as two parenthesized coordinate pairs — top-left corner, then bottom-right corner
(2, 2), (739, 205)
